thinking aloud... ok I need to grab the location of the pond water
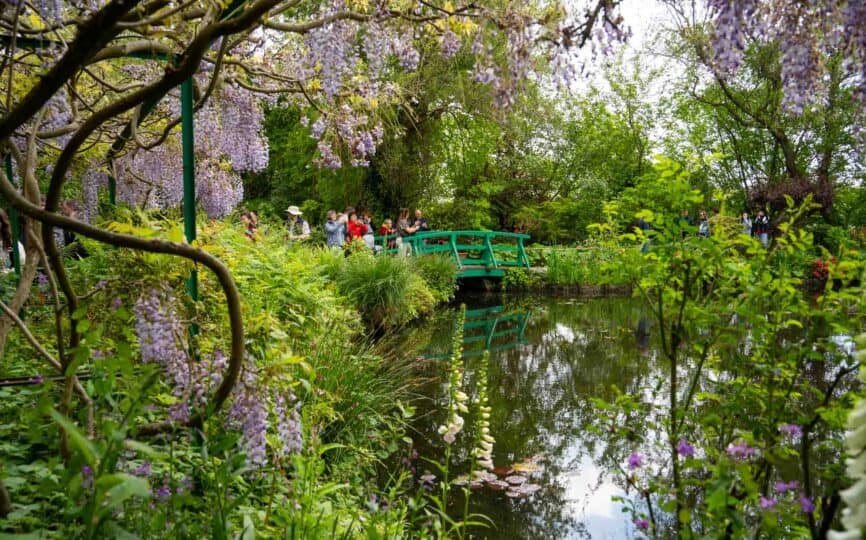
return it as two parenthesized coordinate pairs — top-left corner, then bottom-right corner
(405, 293), (662, 540)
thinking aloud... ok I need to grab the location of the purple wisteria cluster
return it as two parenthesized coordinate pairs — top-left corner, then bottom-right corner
(708, 0), (866, 112)
(34, 0), (63, 23)
(726, 440), (759, 459)
(309, 105), (385, 168)
(758, 479), (815, 514)
(134, 288), (228, 423)
(117, 82), (267, 218)
(706, 0), (759, 76)
(81, 168), (107, 224)
(226, 367), (303, 467)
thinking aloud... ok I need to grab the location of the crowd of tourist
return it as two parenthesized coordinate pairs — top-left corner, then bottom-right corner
(636, 208), (774, 252)
(239, 205), (432, 255)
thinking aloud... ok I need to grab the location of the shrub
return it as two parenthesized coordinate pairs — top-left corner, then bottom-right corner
(336, 251), (437, 329)
(412, 254), (458, 303)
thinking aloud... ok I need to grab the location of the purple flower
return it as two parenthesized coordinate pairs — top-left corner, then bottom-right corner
(133, 461), (151, 477)
(799, 494), (815, 513)
(676, 439), (695, 458)
(178, 476), (193, 493)
(110, 297), (123, 310)
(774, 480), (800, 493)
(779, 424), (803, 438)
(96, 280), (107, 289)
(30, 375), (45, 385)
(633, 517), (650, 530)
(37, 272), (48, 287)
(627, 452), (644, 470)
(759, 496), (777, 509)
(726, 441), (758, 459)
(81, 465), (93, 489)
(153, 483), (171, 501)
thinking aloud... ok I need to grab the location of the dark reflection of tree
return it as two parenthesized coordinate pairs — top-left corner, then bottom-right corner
(402, 295), (662, 539)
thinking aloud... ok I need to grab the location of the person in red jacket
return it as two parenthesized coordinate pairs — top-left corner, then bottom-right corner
(346, 211), (366, 242)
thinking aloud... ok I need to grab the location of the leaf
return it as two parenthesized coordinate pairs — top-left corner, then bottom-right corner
(238, 513), (256, 540)
(99, 473), (150, 511)
(49, 409), (97, 466)
(123, 439), (164, 459)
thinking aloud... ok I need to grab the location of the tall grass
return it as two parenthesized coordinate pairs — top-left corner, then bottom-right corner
(320, 250), (436, 329)
(413, 254), (458, 303)
(545, 248), (589, 285)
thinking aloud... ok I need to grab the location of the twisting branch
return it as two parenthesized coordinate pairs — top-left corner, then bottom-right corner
(0, 174), (244, 426)
(0, 299), (94, 436)
(0, 0), (144, 139)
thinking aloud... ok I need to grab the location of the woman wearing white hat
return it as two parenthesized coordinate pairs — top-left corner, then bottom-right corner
(286, 205), (310, 240)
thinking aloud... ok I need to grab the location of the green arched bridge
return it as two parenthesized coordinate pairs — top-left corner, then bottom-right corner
(375, 230), (531, 279)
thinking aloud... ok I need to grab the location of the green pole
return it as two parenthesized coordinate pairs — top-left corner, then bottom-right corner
(4, 154), (20, 277)
(180, 78), (198, 307)
(108, 168), (116, 207)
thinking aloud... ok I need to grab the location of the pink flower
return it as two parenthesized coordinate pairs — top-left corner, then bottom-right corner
(627, 452), (644, 470)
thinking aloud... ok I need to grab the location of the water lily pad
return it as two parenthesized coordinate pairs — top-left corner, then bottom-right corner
(505, 490), (522, 498)
(473, 470), (497, 482)
(486, 479), (509, 491)
(514, 483), (541, 495)
(511, 462), (542, 474)
(504, 475), (527, 485)
(469, 480), (484, 490)
(492, 466), (514, 476)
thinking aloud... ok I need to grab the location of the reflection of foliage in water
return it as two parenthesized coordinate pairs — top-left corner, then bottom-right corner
(406, 294), (657, 539)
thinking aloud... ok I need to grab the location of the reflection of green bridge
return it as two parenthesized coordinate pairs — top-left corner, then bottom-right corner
(426, 306), (531, 360)
(375, 230), (532, 279)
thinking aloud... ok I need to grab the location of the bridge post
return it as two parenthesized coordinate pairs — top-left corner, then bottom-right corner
(484, 233), (498, 268)
(518, 237), (530, 267)
(450, 233), (463, 269)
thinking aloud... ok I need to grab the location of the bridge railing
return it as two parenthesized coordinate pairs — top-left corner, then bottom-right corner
(373, 230), (531, 270)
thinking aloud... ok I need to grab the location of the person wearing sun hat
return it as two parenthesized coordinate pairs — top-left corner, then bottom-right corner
(286, 205), (310, 240)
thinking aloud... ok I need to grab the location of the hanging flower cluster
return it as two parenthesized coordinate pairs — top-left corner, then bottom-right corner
(116, 81), (267, 218)
(134, 286), (302, 467)
(471, 351), (495, 471)
(438, 307), (468, 445)
(707, 0), (866, 113)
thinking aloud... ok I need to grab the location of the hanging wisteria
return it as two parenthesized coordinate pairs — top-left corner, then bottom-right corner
(707, 0), (866, 113)
(115, 82), (268, 218)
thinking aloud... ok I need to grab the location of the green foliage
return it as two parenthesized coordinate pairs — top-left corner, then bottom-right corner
(412, 255), (458, 304)
(243, 105), (368, 223)
(0, 214), (463, 539)
(500, 268), (541, 291)
(590, 156), (866, 538)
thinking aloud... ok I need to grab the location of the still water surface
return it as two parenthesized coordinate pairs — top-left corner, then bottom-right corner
(406, 294), (660, 539)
